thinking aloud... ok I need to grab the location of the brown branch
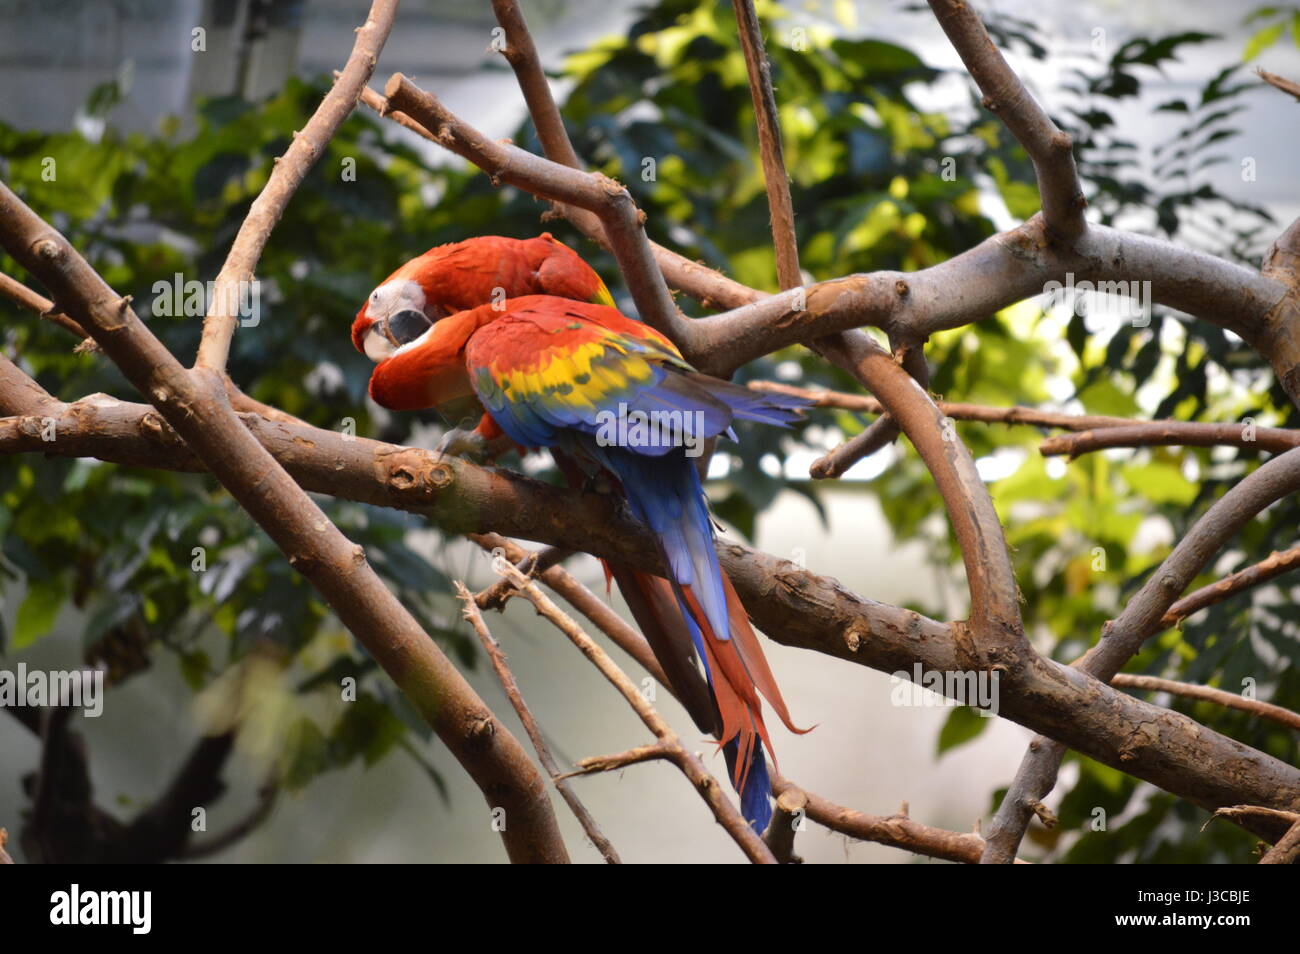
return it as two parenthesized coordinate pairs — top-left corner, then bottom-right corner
(489, 0), (582, 170)
(0, 186), (567, 863)
(771, 776), (1025, 864)
(1163, 544), (1300, 627)
(689, 217), (1288, 379)
(763, 786), (807, 864)
(194, 0), (398, 372)
(1041, 421), (1300, 457)
(811, 414), (903, 478)
(1260, 816), (1300, 864)
(487, 562), (775, 863)
(354, 80), (755, 325)
(926, 0), (1085, 240)
(470, 534), (669, 688)
(0, 351), (57, 416)
(0, 271), (96, 349)
(750, 379), (1125, 429)
(1112, 674), (1300, 733)
(457, 583), (620, 864)
(180, 780), (279, 860)
(1259, 68), (1300, 103)
(733, 0), (801, 291)
(561, 742), (675, 778)
(757, 380), (1300, 461)
(812, 330), (1028, 667)
(0, 828), (12, 864)
(5, 387), (1300, 837)
(1209, 804), (1300, 830)
(380, 74), (687, 345)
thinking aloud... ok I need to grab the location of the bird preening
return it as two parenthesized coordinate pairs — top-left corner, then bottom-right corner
(352, 233), (810, 833)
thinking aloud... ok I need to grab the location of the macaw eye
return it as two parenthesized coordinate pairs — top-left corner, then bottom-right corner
(386, 309), (433, 346)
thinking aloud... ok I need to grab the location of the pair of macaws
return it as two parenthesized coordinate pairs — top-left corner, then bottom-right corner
(351, 234), (808, 833)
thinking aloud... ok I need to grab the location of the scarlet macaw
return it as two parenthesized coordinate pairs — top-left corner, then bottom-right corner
(353, 236), (808, 832)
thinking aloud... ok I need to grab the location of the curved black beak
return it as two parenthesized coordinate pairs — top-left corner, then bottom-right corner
(383, 308), (434, 347)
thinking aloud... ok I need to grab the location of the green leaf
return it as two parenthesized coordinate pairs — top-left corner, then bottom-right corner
(14, 576), (66, 649)
(936, 705), (991, 755)
(1244, 22), (1284, 61)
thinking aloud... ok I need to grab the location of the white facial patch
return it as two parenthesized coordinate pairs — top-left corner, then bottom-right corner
(363, 327), (396, 363)
(367, 279), (426, 322)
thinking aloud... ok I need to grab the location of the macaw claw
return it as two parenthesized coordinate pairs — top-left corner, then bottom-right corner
(434, 426), (490, 463)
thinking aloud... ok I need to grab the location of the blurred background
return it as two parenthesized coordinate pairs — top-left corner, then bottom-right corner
(1, 0), (1298, 863)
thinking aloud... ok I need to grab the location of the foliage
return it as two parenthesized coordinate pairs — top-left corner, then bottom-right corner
(1, 0), (1295, 861)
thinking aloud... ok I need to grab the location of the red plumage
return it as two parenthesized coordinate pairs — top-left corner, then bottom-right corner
(355, 236), (806, 830)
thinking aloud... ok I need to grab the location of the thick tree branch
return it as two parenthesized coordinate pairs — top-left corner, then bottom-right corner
(0, 184), (568, 865)
(6, 391), (1299, 835)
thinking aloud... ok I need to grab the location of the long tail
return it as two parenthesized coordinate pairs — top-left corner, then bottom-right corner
(595, 446), (808, 832)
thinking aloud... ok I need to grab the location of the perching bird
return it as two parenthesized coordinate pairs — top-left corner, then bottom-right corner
(353, 238), (808, 831)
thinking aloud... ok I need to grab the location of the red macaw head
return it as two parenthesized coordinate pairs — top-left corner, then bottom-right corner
(351, 256), (447, 364)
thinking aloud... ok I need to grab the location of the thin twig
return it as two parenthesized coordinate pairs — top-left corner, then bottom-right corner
(1259, 68), (1300, 103)
(469, 534), (669, 687)
(1041, 421), (1300, 457)
(1111, 674), (1300, 732)
(0, 271), (96, 349)
(1162, 544), (1300, 628)
(457, 583), (621, 863)
(488, 562), (776, 863)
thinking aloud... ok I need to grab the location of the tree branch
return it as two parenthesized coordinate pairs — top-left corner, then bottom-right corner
(457, 583), (620, 863)
(1112, 674), (1300, 733)
(732, 0), (801, 291)
(194, 0), (399, 372)
(381, 74), (687, 345)
(1041, 421), (1300, 457)
(5, 389), (1299, 837)
(1162, 544), (1300, 627)
(926, 0), (1085, 240)
(983, 446), (1300, 862)
(0, 183), (567, 863)
(485, 562), (776, 863)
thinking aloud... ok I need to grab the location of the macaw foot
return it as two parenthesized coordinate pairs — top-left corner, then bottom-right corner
(434, 426), (491, 464)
